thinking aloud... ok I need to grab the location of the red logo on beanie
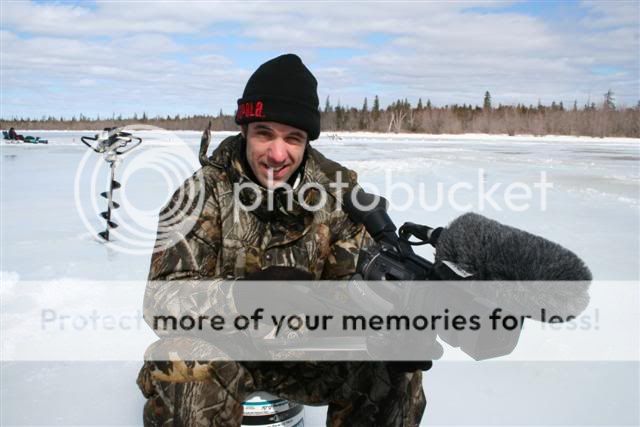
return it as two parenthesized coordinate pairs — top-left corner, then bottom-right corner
(236, 101), (265, 120)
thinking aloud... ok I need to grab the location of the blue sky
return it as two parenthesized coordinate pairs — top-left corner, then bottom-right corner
(1, 0), (638, 119)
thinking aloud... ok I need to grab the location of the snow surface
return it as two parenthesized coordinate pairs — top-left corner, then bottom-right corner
(1, 131), (638, 425)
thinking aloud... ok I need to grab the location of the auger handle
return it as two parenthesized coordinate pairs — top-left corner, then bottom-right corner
(115, 136), (142, 154)
(80, 135), (102, 153)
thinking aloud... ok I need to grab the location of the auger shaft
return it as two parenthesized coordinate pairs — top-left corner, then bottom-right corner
(98, 159), (121, 241)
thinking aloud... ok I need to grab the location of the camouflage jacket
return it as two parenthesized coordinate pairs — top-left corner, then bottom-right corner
(144, 133), (374, 339)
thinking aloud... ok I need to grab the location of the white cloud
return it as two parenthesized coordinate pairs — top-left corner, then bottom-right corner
(0, 0), (638, 118)
(580, 0), (640, 28)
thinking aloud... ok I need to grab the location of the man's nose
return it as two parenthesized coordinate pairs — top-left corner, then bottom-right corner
(267, 139), (287, 164)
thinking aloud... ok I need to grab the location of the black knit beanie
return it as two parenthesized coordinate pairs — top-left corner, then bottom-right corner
(235, 54), (321, 141)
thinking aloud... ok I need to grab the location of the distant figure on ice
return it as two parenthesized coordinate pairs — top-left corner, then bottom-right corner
(8, 127), (24, 141)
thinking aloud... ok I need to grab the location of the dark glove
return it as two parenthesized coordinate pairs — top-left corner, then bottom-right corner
(244, 266), (314, 281)
(234, 267), (320, 315)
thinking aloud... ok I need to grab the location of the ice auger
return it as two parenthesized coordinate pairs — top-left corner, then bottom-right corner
(81, 127), (142, 241)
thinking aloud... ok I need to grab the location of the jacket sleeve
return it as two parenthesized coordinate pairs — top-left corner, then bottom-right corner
(320, 209), (377, 280)
(138, 168), (246, 387)
(143, 168), (238, 337)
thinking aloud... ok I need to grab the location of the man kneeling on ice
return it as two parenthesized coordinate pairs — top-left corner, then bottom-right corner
(137, 54), (428, 426)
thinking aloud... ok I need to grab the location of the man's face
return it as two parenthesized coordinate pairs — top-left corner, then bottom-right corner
(244, 121), (307, 188)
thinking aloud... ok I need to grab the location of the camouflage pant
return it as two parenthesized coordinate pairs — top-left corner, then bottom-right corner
(137, 361), (425, 427)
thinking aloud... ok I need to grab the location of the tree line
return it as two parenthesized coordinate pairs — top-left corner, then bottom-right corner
(2, 90), (638, 138)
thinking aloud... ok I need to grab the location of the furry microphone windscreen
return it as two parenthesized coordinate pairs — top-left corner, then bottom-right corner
(435, 213), (592, 320)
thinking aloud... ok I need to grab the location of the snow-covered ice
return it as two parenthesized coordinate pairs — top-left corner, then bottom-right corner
(1, 131), (638, 425)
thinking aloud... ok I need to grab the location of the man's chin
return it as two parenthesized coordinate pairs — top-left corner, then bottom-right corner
(259, 176), (289, 189)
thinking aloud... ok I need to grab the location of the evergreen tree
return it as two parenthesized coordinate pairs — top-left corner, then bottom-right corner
(603, 89), (615, 110)
(372, 95), (380, 122)
(359, 97), (369, 130)
(417, 98), (423, 110)
(335, 101), (343, 130)
(324, 96), (333, 113)
(483, 91), (492, 110)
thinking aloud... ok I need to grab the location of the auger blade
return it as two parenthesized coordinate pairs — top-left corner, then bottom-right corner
(107, 220), (118, 229)
(100, 191), (109, 199)
(100, 211), (110, 220)
(110, 201), (120, 209)
(111, 180), (121, 189)
(98, 231), (110, 241)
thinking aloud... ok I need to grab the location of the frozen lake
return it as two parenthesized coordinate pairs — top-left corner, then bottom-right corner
(1, 130), (638, 425)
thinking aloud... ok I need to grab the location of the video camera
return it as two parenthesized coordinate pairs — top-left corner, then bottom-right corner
(341, 187), (592, 360)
